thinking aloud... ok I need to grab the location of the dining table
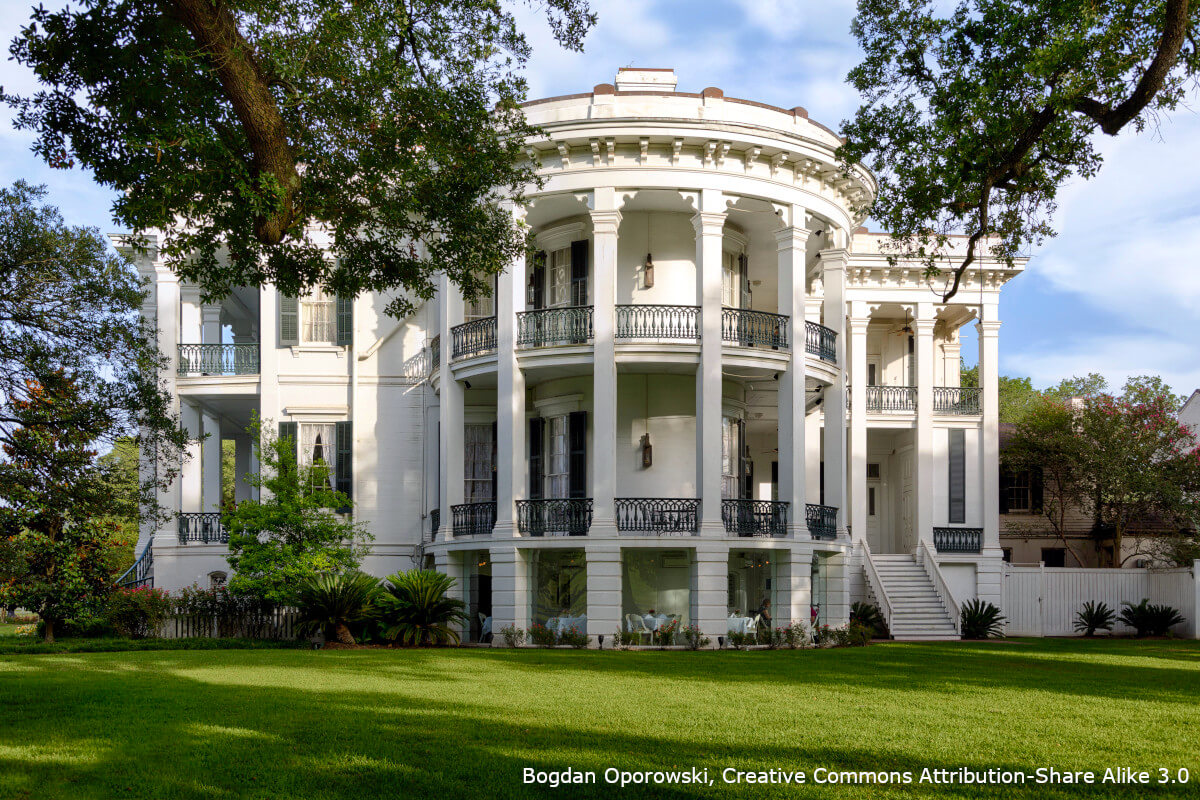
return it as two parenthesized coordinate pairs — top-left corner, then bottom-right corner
(727, 616), (754, 634)
(548, 615), (587, 635)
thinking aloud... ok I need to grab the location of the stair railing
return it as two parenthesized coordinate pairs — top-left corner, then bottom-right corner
(917, 538), (961, 634)
(859, 539), (894, 634)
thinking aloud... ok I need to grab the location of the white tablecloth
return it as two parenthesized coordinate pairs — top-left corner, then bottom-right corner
(643, 614), (672, 632)
(548, 615), (586, 634)
(727, 616), (753, 634)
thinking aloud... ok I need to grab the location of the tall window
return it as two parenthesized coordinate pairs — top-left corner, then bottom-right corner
(545, 415), (570, 498)
(465, 278), (495, 321)
(548, 247), (572, 308)
(721, 416), (738, 499)
(301, 288), (336, 344)
(906, 335), (916, 386)
(1006, 471), (1032, 512)
(300, 423), (337, 491)
(464, 424), (494, 502)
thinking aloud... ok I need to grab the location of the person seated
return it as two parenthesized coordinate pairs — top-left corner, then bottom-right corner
(756, 597), (772, 626)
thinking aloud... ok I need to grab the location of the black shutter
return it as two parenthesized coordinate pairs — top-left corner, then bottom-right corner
(737, 418), (749, 499)
(278, 421), (298, 480)
(336, 296), (353, 346)
(568, 410), (587, 498)
(948, 428), (965, 523)
(1031, 467), (1044, 514)
(819, 461), (825, 506)
(528, 417), (544, 499)
(570, 240), (589, 306)
(999, 471), (1011, 514)
(529, 251), (546, 310)
(335, 420), (352, 512)
(491, 420), (498, 501)
(279, 294), (299, 346)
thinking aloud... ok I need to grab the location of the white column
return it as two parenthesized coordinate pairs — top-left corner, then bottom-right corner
(201, 303), (222, 345)
(494, 210), (527, 538)
(489, 545), (528, 645)
(782, 545), (812, 627)
(179, 401), (202, 513)
(692, 542), (727, 647)
(149, 263), (180, 542)
(848, 302), (870, 542)
(201, 411), (222, 512)
(585, 544), (621, 647)
(914, 303), (936, 546)
(776, 219), (809, 537)
(258, 285), (279, 500)
(943, 334), (962, 387)
(693, 190), (727, 535)
(439, 274), (465, 541)
(590, 193), (621, 533)
(820, 248), (848, 536)
(180, 285), (202, 344)
(978, 305), (1001, 551)
(434, 550), (467, 639)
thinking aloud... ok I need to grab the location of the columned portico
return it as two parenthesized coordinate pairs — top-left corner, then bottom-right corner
(693, 190), (726, 536)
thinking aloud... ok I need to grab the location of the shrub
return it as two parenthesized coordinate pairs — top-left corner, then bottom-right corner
(106, 587), (172, 639)
(558, 625), (588, 649)
(378, 569), (465, 646)
(1073, 601), (1116, 637)
(171, 585), (279, 638)
(1119, 599), (1185, 637)
(614, 629), (638, 649)
(499, 624), (525, 648)
(783, 620), (812, 649)
(680, 624), (710, 650)
(528, 624), (557, 646)
(36, 613), (114, 640)
(727, 630), (752, 650)
(295, 571), (380, 645)
(850, 602), (888, 638)
(652, 618), (679, 646)
(960, 599), (1006, 639)
(813, 623), (871, 647)
(763, 627), (786, 649)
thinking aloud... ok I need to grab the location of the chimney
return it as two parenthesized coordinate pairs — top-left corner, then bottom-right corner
(614, 68), (678, 92)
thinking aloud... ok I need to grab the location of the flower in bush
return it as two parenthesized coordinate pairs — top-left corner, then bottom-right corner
(499, 624), (525, 648)
(558, 625), (588, 649)
(652, 619), (679, 646)
(106, 586), (171, 638)
(680, 624), (709, 650)
(528, 623), (557, 646)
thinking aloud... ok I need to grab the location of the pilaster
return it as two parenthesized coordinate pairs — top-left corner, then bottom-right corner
(584, 543), (621, 647)
(692, 541), (727, 646)
(489, 544), (528, 645)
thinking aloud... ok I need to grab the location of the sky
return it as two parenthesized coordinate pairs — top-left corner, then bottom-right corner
(0, 0), (1196, 395)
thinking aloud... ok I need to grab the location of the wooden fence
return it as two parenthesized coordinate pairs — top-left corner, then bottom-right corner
(160, 609), (299, 640)
(1002, 561), (1199, 637)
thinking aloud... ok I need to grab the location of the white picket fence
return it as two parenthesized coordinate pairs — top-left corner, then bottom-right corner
(1002, 561), (1199, 637)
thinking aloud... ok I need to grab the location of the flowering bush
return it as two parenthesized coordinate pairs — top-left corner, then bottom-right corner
(527, 623), (557, 646)
(652, 618), (679, 646)
(106, 586), (171, 638)
(499, 624), (525, 648)
(727, 631), (752, 650)
(814, 622), (872, 648)
(783, 620), (813, 649)
(558, 625), (588, 649)
(680, 624), (710, 650)
(172, 584), (279, 638)
(613, 629), (638, 649)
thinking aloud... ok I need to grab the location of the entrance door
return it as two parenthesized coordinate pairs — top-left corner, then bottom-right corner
(898, 445), (914, 552)
(866, 478), (882, 552)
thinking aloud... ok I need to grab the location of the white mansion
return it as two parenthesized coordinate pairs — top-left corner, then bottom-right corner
(125, 69), (1023, 642)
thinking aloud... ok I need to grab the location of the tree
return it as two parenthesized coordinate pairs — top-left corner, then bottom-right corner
(1043, 373), (1109, 403)
(839, 0), (1200, 300)
(960, 361), (1040, 423)
(223, 418), (372, 605)
(4, 1), (594, 316)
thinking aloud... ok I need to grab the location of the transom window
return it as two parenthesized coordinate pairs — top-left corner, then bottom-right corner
(301, 288), (336, 344)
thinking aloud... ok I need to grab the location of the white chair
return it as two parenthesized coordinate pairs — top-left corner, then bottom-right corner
(744, 614), (760, 638)
(625, 613), (652, 644)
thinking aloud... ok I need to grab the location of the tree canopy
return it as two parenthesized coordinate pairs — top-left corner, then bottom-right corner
(839, 0), (1200, 299)
(3, 0), (595, 316)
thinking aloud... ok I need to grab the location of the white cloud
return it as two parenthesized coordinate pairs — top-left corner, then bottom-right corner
(1007, 334), (1200, 396)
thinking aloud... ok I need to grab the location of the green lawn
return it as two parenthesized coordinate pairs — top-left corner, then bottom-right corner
(1, 639), (1197, 799)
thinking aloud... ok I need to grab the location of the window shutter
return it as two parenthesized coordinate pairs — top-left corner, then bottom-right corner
(336, 296), (353, 346)
(529, 251), (546, 310)
(948, 429), (965, 523)
(335, 420), (352, 512)
(738, 253), (752, 308)
(528, 417), (544, 499)
(568, 410), (587, 498)
(819, 461), (825, 506)
(737, 418), (749, 499)
(279, 294), (299, 347)
(570, 240), (589, 306)
(998, 471), (1011, 514)
(278, 421), (298, 479)
(1031, 467), (1044, 514)
(491, 420), (498, 502)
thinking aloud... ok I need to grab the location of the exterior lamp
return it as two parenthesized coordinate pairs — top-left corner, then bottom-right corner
(597, 635), (605, 649)
(643, 253), (655, 288)
(640, 433), (653, 468)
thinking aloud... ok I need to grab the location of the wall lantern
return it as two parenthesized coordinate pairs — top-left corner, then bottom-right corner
(643, 252), (655, 288)
(639, 433), (653, 468)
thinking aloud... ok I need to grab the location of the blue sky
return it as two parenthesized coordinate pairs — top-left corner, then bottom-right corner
(1, 0), (1195, 394)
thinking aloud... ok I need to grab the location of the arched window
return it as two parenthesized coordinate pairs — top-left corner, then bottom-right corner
(209, 571), (228, 590)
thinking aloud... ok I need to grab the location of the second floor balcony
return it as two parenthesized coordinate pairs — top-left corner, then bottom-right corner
(615, 305), (701, 341)
(178, 512), (227, 544)
(721, 307), (788, 350)
(178, 343), (259, 376)
(451, 317), (498, 360)
(516, 306), (594, 348)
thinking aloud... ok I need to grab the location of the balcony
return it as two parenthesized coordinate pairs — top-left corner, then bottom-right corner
(721, 499), (788, 537)
(805, 503), (838, 540)
(933, 386), (982, 415)
(615, 498), (699, 534)
(451, 501), (496, 537)
(516, 306), (594, 348)
(615, 305), (701, 341)
(450, 317), (497, 360)
(804, 321), (837, 364)
(516, 498), (593, 536)
(865, 385), (917, 413)
(721, 308), (789, 350)
(178, 343), (259, 376)
(934, 527), (982, 553)
(429, 336), (440, 372)
(178, 512), (227, 544)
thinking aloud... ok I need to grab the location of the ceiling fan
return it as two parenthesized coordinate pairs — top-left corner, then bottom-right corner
(889, 307), (914, 336)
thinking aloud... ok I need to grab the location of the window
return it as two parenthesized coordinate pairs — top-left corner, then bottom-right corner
(300, 423), (337, 491)
(547, 247), (572, 308)
(301, 288), (336, 344)
(948, 428), (965, 524)
(464, 278), (495, 321)
(209, 571), (227, 590)
(721, 416), (738, 499)
(464, 423), (495, 502)
(1002, 548), (1013, 563)
(1041, 548), (1066, 568)
(906, 335), (916, 386)
(867, 463), (881, 479)
(1006, 470), (1032, 512)
(867, 363), (878, 386)
(868, 487), (876, 517)
(722, 251), (739, 308)
(545, 414), (569, 498)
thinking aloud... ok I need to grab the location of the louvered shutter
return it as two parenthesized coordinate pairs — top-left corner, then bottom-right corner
(529, 251), (546, 310)
(737, 418), (749, 499)
(335, 421), (353, 512)
(336, 296), (353, 346)
(528, 417), (544, 499)
(568, 410), (587, 499)
(279, 294), (299, 346)
(278, 421), (298, 479)
(490, 420), (498, 501)
(948, 429), (965, 523)
(1031, 467), (1044, 514)
(570, 240), (589, 307)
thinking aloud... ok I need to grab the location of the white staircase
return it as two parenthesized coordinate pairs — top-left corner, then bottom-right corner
(870, 554), (959, 640)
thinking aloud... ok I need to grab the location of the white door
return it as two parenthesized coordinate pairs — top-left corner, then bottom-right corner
(898, 445), (914, 552)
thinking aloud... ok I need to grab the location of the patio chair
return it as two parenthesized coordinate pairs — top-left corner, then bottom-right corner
(478, 612), (490, 642)
(625, 614), (652, 645)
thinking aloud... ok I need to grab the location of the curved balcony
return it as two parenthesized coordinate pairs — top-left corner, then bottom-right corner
(516, 306), (594, 348)
(178, 512), (227, 544)
(933, 386), (982, 415)
(805, 503), (838, 540)
(178, 343), (259, 376)
(721, 307), (788, 350)
(516, 498), (593, 536)
(451, 317), (497, 361)
(615, 305), (701, 341)
(451, 501), (496, 537)
(615, 498), (700, 534)
(804, 321), (837, 364)
(721, 499), (788, 537)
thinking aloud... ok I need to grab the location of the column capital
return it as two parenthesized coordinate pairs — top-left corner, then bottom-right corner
(179, 283), (202, 302)
(818, 247), (849, 271)
(691, 211), (727, 235)
(775, 225), (811, 251)
(589, 208), (622, 235)
(976, 319), (1002, 336)
(848, 316), (871, 333)
(913, 317), (937, 334)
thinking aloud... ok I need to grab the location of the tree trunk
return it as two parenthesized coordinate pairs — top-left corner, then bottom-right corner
(334, 622), (355, 645)
(42, 618), (55, 644)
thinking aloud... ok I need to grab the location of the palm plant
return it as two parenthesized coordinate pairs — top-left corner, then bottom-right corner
(960, 599), (1006, 639)
(850, 601), (888, 638)
(380, 569), (467, 646)
(295, 571), (381, 645)
(1118, 599), (1185, 637)
(1073, 601), (1116, 637)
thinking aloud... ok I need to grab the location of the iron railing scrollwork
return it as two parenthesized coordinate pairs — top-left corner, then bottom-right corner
(450, 317), (497, 360)
(804, 321), (837, 363)
(516, 499), (593, 536)
(178, 343), (260, 376)
(721, 499), (789, 537)
(806, 504), (838, 540)
(721, 307), (789, 350)
(178, 512), (227, 544)
(615, 305), (701, 341)
(451, 502), (496, 537)
(932, 386), (982, 415)
(933, 527), (983, 553)
(516, 306), (594, 348)
(615, 498), (700, 534)
(865, 386), (918, 413)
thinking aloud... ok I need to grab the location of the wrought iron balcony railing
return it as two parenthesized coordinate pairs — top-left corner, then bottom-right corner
(721, 499), (789, 537)
(865, 385), (918, 413)
(806, 503), (838, 540)
(721, 307), (789, 350)
(429, 335), (440, 372)
(615, 498), (700, 534)
(516, 306), (594, 348)
(516, 498), (593, 536)
(805, 321), (837, 363)
(450, 317), (497, 360)
(178, 512), (227, 544)
(934, 527), (983, 553)
(177, 343), (259, 376)
(451, 501), (496, 537)
(615, 305), (701, 341)
(933, 386), (982, 415)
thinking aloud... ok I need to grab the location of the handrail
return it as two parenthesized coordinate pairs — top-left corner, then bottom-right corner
(450, 316), (497, 360)
(178, 343), (260, 375)
(933, 527), (983, 553)
(859, 539), (893, 634)
(805, 503), (838, 540)
(615, 498), (699, 534)
(516, 306), (594, 348)
(932, 386), (982, 415)
(178, 512), (227, 544)
(804, 320), (837, 363)
(116, 539), (153, 589)
(918, 539), (961, 634)
(615, 305), (701, 341)
(720, 499), (789, 537)
(720, 307), (789, 350)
